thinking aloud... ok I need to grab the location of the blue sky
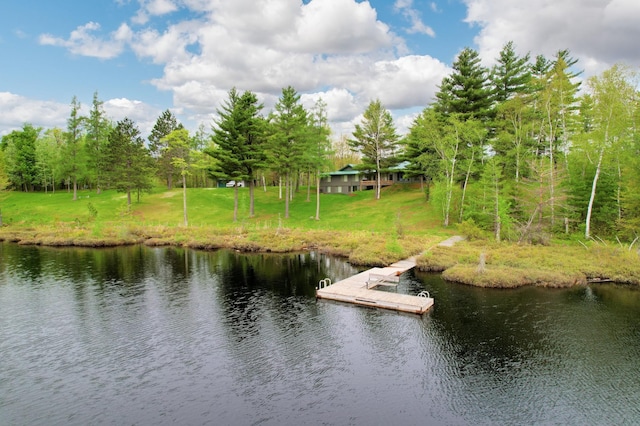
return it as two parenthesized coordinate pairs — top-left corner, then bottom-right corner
(1, 0), (638, 138)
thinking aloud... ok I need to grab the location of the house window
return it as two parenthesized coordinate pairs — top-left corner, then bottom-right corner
(327, 175), (332, 183)
(337, 186), (342, 193)
(343, 175), (348, 182)
(327, 186), (331, 193)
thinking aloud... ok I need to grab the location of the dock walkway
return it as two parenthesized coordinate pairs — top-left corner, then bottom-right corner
(316, 257), (434, 314)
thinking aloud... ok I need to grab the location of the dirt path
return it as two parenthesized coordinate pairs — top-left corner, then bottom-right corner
(438, 235), (465, 247)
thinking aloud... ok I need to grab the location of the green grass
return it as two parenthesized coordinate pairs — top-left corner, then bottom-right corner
(0, 184), (448, 265)
(2, 185), (639, 287)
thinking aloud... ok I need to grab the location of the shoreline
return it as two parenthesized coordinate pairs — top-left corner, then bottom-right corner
(2, 225), (639, 289)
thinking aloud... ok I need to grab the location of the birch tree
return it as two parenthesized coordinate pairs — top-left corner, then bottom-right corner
(582, 65), (636, 239)
(539, 52), (580, 226)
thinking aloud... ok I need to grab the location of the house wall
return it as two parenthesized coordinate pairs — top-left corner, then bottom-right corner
(319, 173), (359, 194)
(319, 170), (419, 194)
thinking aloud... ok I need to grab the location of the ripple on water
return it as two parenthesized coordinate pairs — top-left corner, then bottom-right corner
(2, 246), (640, 425)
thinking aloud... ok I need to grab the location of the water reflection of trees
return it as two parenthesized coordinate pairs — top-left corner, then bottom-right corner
(207, 249), (354, 408)
(414, 271), (553, 374)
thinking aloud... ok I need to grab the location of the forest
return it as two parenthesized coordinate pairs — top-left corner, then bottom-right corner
(1, 41), (639, 245)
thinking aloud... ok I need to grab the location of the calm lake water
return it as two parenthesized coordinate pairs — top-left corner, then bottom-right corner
(1, 242), (639, 425)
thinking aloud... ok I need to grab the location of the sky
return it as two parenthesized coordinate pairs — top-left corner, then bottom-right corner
(1, 0), (639, 139)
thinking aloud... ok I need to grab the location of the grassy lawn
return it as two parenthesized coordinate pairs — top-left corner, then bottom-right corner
(0, 184), (449, 265)
(2, 184), (639, 287)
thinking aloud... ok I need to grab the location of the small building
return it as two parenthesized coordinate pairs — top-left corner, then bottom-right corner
(319, 162), (416, 194)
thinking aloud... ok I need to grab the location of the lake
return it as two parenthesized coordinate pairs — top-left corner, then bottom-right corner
(1, 242), (639, 425)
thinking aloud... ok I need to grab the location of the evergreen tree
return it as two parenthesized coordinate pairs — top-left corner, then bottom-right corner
(210, 88), (267, 221)
(64, 96), (84, 200)
(349, 99), (399, 200)
(308, 98), (332, 219)
(85, 92), (112, 193)
(106, 118), (155, 208)
(164, 129), (191, 226)
(149, 110), (184, 189)
(268, 86), (310, 218)
(490, 42), (535, 183)
(490, 41), (532, 103)
(539, 51), (581, 227)
(402, 108), (445, 199)
(435, 47), (493, 122)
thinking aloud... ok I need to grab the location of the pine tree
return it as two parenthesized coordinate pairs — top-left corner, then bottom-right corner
(106, 118), (155, 208)
(540, 51), (581, 227)
(164, 129), (191, 226)
(149, 110), (183, 189)
(435, 47), (493, 122)
(402, 107), (445, 199)
(349, 99), (399, 200)
(85, 92), (111, 193)
(308, 98), (332, 220)
(269, 86), (310, 218)
(210, 88), (267, 221)
(65, 96), (84, 200)
(490, 41), (531, 103)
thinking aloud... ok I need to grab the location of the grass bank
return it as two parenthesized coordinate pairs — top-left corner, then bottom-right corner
(0, 185), (446, 266)
(2, 185), (639, 287)
(416, 239), (640, 287)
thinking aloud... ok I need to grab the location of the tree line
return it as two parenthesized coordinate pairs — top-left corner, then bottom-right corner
(1, 41), (639, 242)
(0, 87), (335, 222)
(401, 43), (639, 242)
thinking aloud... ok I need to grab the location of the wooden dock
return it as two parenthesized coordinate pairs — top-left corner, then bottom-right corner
(316, 257), (434, 314)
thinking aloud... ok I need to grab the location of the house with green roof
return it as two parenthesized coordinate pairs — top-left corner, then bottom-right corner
(319, 161), (416, 194)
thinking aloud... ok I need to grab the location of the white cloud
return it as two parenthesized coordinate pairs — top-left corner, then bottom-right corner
(395, 110), (420, 136)
(130, 20), (199, 64)
(39, 22), (132, 59)
(147, 0), (178, 16)
(0, 92), (163, 138)
(31, 0), (452, 138)
(0, 92), (68, 134)
(394, 0), (436, 37)
(464, 0), (640, 76)
(287, 0), (397, 54)
(139, 0), (448, 135)
(302, 88), (361, 123)
(359, 55), (449, 109)
(104, 98), (162, 136)
(132, 0), (179, 25)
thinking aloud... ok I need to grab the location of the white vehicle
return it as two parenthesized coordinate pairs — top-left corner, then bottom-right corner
(225, 180), (245, 187)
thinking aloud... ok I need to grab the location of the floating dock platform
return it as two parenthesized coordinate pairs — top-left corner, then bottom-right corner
(316, 257), (434, 314)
